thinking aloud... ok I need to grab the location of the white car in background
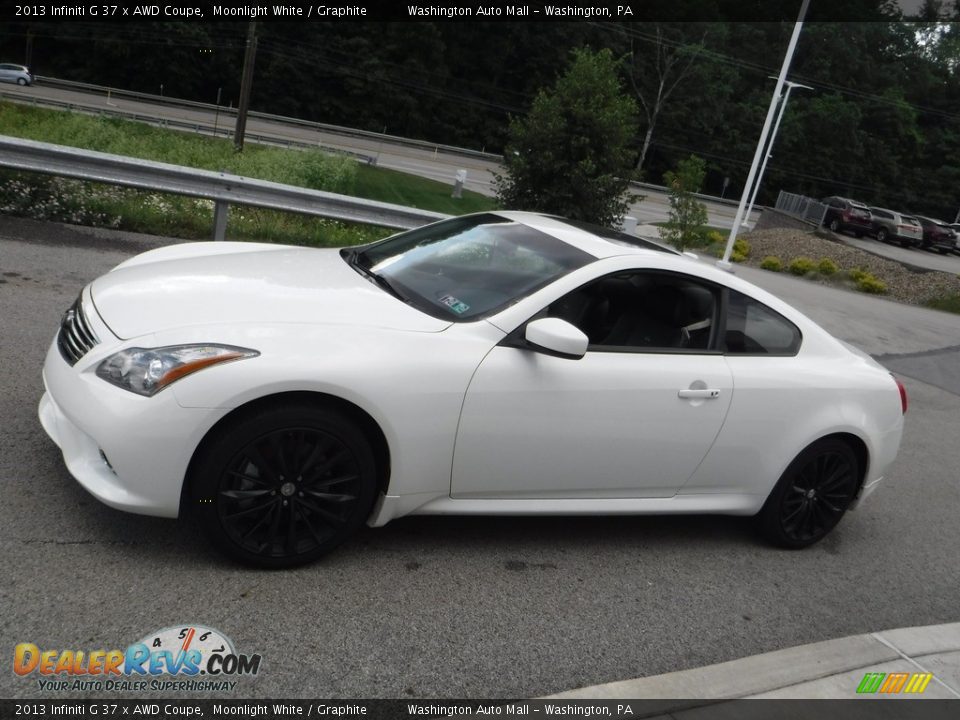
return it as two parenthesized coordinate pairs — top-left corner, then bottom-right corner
(39, 212), (907, 567)
(0, 63), (32, 86)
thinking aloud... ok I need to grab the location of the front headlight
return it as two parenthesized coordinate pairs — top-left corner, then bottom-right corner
(96, 344), (259, 397)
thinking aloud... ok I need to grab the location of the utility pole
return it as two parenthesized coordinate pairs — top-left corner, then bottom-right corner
(719, 0), (810, 268)
(234, 21), (258, 153)
(741, 79), (814, 229)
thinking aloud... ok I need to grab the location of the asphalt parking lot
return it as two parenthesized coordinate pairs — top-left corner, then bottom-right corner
(2, 216), (960, 700)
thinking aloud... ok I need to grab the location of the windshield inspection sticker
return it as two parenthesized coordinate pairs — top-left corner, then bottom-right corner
(438, 294), (470, 314)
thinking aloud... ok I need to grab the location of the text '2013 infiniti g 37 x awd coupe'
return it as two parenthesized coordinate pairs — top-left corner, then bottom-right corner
(39, 212), (907, 567)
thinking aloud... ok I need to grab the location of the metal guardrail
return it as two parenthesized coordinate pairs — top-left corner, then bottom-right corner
(34, 76), (503, 163)
(0, 135), (450, 239)
(775, 190), (828, 227)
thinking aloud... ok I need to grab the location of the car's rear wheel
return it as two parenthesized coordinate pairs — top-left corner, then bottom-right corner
(757, 438), (860, 549)
(190, 403), (377, 567)
(828, 219), (841, 232)
(877, 229), (888, 243)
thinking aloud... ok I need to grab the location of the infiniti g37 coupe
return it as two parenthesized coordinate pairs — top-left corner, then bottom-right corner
(39, 212), (907, 567)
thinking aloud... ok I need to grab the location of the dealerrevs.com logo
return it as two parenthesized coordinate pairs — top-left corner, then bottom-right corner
(13, 625), (261, 692)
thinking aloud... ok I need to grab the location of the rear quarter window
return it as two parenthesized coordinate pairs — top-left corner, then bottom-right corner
(724, 290), (801, 356)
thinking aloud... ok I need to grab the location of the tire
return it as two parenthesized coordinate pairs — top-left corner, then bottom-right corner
(828, 219), (841, 232)
(853, 231), (862, 238)
(16, 78), (26, 86)
(190, 402), (378, 568)
(877, 228), (888, 243)
(757, 438), (860, 549)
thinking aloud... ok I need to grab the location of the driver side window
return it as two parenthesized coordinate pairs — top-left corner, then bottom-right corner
(546, 271), (718, 352)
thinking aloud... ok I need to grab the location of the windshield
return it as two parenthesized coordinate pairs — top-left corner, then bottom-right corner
(343, 214), (594, 321)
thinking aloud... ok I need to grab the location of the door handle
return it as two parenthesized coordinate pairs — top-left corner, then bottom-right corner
(678, 388), (721, 399)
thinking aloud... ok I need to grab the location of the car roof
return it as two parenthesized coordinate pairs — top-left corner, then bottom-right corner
(491, 210), (679, 259)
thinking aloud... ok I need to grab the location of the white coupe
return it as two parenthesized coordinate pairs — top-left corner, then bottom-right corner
(39, 212), (907, 566)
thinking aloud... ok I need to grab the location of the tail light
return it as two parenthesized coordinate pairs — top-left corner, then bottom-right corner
(893, 375), (908, 415)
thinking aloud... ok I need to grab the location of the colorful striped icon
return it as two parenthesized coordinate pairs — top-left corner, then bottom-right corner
(857, 671), (934, 694)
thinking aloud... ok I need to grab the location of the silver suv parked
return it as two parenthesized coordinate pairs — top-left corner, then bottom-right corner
(868, 208), (923, 248)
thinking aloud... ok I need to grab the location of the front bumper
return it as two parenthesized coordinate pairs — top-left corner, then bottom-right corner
(39, 335), (221, 519)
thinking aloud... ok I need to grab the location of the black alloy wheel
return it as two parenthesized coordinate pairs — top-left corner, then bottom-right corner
(192, 403), (377, 567)
(758, 438), (860, 548)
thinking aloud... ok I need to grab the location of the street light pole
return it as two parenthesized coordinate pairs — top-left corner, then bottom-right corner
(719, 0), (810, 268)
(234, 21), (258, 152)
(741, 79), (814, 230)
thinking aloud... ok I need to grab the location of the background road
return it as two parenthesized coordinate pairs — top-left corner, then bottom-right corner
(1, 217), (958, 700)
(0, 81), (759, 229)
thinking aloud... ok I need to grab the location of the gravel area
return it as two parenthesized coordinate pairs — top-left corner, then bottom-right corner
(739, 228), (960, 306)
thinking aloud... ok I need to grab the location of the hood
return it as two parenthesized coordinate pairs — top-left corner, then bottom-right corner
(91, 244), (450, 339)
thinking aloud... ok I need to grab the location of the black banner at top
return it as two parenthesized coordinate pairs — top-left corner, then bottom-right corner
(2, 699), (960, 720)
(1, 0), (925, 23)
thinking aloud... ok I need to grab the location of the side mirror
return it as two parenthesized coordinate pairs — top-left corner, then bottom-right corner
(524, 318), (588, 360)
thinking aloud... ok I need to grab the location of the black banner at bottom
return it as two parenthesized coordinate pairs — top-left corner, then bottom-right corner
(2, 699), (959, 720)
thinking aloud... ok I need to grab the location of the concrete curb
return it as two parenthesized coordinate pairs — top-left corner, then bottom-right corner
(549, 622), (960, 701)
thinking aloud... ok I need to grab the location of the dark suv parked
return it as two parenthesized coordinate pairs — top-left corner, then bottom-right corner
(914, 216), (957, 254)
(822, 197), (872, 236)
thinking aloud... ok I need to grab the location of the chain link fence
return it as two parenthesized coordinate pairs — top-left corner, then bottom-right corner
(775, 191), (828, 227)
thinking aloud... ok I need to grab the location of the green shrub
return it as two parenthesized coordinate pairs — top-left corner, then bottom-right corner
(707, 230), (725, 244)
(760, 256), (783, 272)
(731, 252), (747, 263)
(733, 238), (751, 258)
(818, 258), (840, 276)
(925, 293), (960, 314)
(855, 273), (887, 294)
(848, 268), (867, 282)
(789, 257), (817, 275)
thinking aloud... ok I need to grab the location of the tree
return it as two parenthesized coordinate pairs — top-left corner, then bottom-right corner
(494, 48), (638, 227)
(623, 24), (712, 175)
(660, 155), (708, 250)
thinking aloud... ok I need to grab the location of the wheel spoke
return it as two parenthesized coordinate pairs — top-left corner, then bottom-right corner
(240, 501), (279, 543)
(782, 503), (804, 529)
(303, 473), (359, 490)
(227, 469), (271, 487)
(298, 497), (346, 527)
(269, 432), (292, 480)
(220, 488), (272, 501)
(304, 489), (357, 503)
(223, 497), (276, 520)
(297, 505), (330, 546)
(297, 435), (335, 477)
(243, 445), (281, 484)
(286, 502), (298, 556)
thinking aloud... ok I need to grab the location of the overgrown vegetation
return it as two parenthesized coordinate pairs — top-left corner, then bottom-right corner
(494, 48), (638, 226)
(925, 294), (960, 313)
(0, 102), (494, 244)
(760, 256), (783, 271)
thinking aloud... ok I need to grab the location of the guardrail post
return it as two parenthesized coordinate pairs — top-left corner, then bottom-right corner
(213, 200), (229, 241)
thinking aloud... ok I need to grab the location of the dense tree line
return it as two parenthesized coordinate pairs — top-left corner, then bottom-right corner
(2, 5), (960, 218)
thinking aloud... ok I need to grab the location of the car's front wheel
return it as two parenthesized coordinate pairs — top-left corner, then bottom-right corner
(190, 402), (378, 567)
(828, 219), (841, 232)
(757, 438), (860, 549)
(877, 228), (888, 243)
(16, 78), (26, 86)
